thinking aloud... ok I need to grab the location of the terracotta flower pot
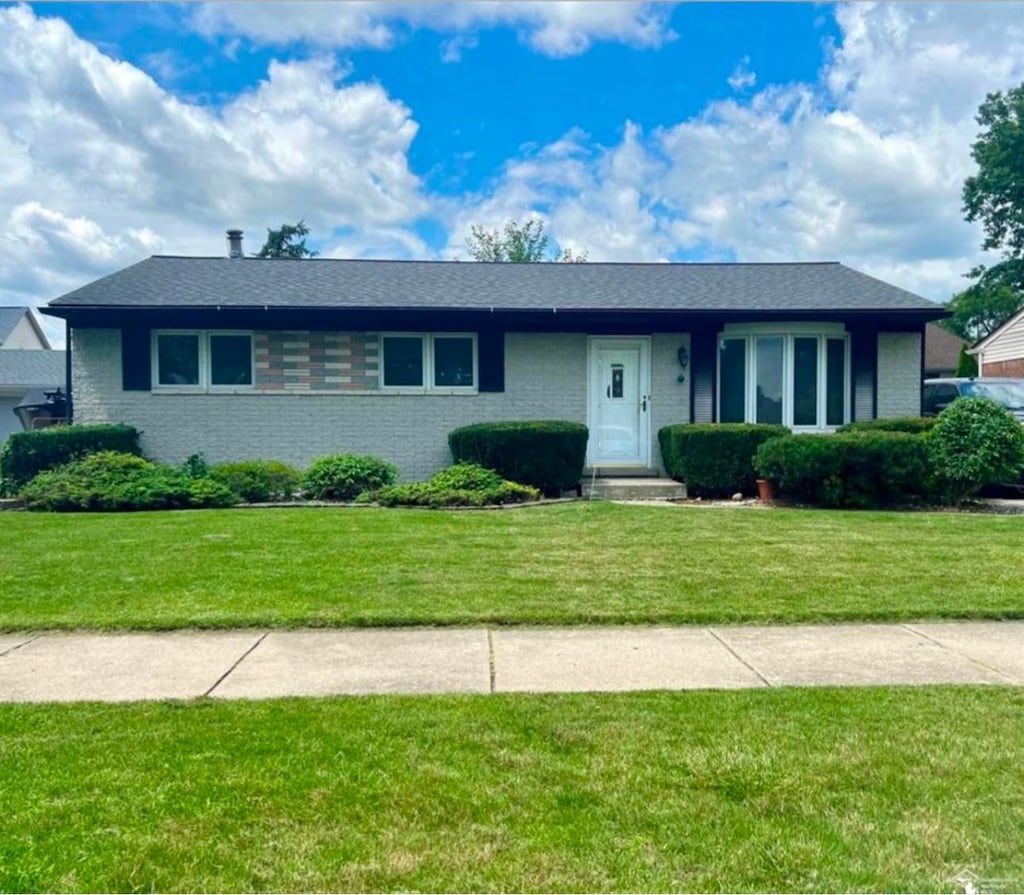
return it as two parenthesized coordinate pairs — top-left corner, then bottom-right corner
(755, 478), (775, 501)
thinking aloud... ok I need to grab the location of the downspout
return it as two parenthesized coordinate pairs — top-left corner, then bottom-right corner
(65, 319), (74, 424)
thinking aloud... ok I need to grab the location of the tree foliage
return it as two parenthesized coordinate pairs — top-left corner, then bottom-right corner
(254, 221), (319, 259)
(465, 218), (586, 263)
(963, 83), (1024, 258)
(941, 276), (1024, 342)
(951, 83), (1024, 341)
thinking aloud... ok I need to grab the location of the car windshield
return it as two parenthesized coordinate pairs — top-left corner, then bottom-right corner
(961, 381), (1024, 409)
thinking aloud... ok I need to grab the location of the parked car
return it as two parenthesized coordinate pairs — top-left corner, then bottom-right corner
(923, 378), (1024, 422)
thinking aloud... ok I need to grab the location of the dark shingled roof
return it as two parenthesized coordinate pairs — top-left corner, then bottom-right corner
(47, 256), (942, 314)
(0, 350), (66, 388)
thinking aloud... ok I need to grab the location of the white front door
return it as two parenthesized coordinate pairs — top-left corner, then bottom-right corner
(588, 337), (651, 467)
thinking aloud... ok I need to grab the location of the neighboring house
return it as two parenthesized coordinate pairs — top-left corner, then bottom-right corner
(42, 235), (946, 480)
(923, 323), (966, 378)
(968, 307), (1024, 377)
(0, 307), (66, 443)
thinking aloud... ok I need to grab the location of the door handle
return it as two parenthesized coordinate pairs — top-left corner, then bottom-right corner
(607, 385), (611, 398)
(641, 395), (648, 412)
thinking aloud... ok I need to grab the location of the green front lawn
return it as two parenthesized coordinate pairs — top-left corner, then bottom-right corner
(0, 502), (1021, 630)
(2, 687), (1022, 892)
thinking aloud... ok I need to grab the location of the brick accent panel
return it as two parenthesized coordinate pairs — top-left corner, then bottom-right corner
(254, 331), (379, 391)
(981, 358), (1024, 377)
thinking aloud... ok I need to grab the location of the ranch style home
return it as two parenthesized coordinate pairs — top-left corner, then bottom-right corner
(42, 235), (946, 481)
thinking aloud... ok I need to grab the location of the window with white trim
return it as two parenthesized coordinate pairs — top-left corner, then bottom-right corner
(152, 331), (254, 389)
(717, 325), (849, 429)
(380, 334), (477, 390)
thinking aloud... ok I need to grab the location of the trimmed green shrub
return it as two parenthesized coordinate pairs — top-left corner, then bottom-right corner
(448, 421), (588, 494)
(754, 432), (931, 508)
(1, 423), (140, 492)
(301, 453), (398, 501)
(836, 417), (937, 435)
(20, 451), (236, 512)
(369, 462), (540, 508)
(210, 460), (300, 502)
(658, 423), (789, 497)
(927, 397), (1024, 503)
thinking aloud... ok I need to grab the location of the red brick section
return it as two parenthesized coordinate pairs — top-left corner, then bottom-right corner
(982, 358), (1024, 377)
(253, 332), (380, 391)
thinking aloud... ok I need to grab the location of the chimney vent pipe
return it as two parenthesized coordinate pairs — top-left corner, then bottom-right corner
(226, 229), (244, 259)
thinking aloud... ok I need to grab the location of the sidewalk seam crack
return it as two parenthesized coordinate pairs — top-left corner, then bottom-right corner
(205, 631), (269, 697)
(902, 623), (1018, 683)
(487, 628), (496, 694)
(708, 628), (773, 687)
(0, 633), (41, 658)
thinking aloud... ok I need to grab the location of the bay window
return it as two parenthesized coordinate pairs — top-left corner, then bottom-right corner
(717, 325), (849, 429)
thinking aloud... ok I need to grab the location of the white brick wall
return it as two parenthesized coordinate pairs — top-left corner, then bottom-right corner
(72, 329), (693, 480)
(876, 332), (922, 418)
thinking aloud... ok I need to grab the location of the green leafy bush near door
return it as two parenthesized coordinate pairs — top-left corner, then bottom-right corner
(658, 423), (789, 497)
(448, 421), (588, 494)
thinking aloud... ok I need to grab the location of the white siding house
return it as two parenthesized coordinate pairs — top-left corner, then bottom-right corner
(971, 307), (1024, 377)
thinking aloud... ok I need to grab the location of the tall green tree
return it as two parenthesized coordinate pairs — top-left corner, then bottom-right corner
(465, 218), (586, 262)
(254, 221), (319, 259)
(963, 83), (1024, 258)
(942, 277), (1023, 342)
(944, 83), (1024, 341)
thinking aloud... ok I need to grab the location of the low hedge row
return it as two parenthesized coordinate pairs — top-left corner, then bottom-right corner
(754, 432), (930, 508)
(367, 463), (540, 508)
(449, 421), (587, 494)
(658, 423), (789, 497)
(1, 423), (141, 492)
(754, 399), (1024, 507)
(20, 452), (236, 512)
(836, 417), (937, 435)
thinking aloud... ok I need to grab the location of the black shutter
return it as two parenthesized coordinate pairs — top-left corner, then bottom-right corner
(849, 328), (877, 421)
(121, 326), (152, 391)
(689, 327), (716, 423)
(478, 329), (505, 393)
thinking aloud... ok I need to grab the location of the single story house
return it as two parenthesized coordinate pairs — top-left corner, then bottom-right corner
(969, 306), (1024, 377)
(0, 307), (67, 444)
(42, 234), (946, 480)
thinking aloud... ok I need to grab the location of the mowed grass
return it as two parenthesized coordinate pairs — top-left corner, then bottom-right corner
(0, 502), (1022, 629)
(1, 687), (1022, 892)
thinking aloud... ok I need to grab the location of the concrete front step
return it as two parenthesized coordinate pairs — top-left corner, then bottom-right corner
(583, 477), (687, 501)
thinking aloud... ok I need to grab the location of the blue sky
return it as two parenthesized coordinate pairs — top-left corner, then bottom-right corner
(2, 1), (1024, 345)
(42, 2), (838, 200)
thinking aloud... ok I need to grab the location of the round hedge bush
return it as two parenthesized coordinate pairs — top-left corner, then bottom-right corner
(927, 397), (1024, 503)
(300, 453), (398, 501)
(658, 423), (789, 497)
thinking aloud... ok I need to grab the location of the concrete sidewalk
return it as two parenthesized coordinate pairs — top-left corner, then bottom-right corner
(2, 621), (1023, 703)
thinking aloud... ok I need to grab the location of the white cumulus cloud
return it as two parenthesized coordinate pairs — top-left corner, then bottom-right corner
(448, 2), (1024, 300)
(0, 3), (430, 331)
(192, 1), (677, 58)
